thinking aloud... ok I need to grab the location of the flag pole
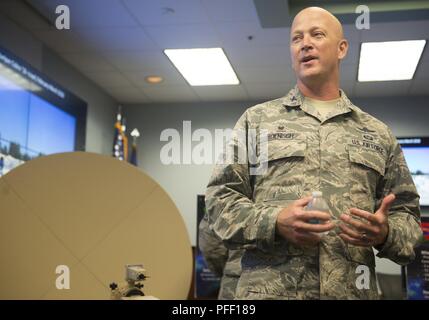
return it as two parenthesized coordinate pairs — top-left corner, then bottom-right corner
(129, 128), (140, 166)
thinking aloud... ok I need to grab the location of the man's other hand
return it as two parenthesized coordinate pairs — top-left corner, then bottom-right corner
(339, 194), (395, 247)
(275, 196), (335, 246)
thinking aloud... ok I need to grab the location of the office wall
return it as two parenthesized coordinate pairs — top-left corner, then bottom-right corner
(0, 12), (117, 155)
(353, 96), (429, 137)
(123, 101), (252, 246)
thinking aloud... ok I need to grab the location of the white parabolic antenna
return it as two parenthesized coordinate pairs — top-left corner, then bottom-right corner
(0, 152), (192, 299)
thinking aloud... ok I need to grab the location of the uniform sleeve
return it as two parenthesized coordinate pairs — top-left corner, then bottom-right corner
(205, 111), (281, 252)
(375, 132), (423, 265)
(198, 213), (228, 277)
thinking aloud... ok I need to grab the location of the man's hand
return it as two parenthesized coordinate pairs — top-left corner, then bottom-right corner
(276, 196), (335, 246)
(338, 194), (395, 247)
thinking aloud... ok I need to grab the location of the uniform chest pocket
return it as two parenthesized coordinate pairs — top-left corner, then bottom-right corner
(348, 146), (386, 176)
(266, 138), (306, 162)
(256, 138), (307, 191)
(348, 145), (386, 211)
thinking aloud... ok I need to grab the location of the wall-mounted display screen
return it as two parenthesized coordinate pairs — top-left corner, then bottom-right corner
(399, 137), (429, 207)
(0, 46), (87, 177)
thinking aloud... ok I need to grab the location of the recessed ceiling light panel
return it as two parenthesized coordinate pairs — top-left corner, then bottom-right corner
(164, 48), (240, 86)
(358, 40), (426, 82)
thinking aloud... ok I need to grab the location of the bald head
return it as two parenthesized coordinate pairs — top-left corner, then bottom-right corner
(292, 7), (344, 41)
(289, 6), (349, 90)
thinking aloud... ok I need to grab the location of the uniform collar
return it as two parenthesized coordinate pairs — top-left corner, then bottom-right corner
(281, 85), (355, 120)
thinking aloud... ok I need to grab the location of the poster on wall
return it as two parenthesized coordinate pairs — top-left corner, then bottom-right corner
(194, 195), (221, 299)
(406, 216), (429, 300)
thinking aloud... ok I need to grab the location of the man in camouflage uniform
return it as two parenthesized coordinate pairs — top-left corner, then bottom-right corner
(203, 7), (422, 299)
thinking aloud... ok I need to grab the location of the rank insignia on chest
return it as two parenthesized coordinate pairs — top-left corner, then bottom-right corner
(357, 126), (376, 134)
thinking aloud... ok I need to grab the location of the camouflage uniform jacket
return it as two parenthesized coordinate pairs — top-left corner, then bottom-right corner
(205, 86), (422, 300)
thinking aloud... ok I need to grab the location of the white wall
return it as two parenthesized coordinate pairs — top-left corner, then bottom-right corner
(124, 101), (253, 246)
(0, 12), (117, 155)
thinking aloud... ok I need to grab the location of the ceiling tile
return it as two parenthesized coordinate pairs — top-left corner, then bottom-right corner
(226, 45), (291, 67)
(61, 52), (116, 72)
(103, 51), (173, 71)
(144, 24), (221, 48)
(33, 0), (138, 27)
(83, 71), (133, 87)
(193, 85), (249, 101)
(235, 65), (295, 83)
(215, 21), (289, 47)
(31, 29), (96, 53)
(141, 85), (200, 102)
(73, 27), (159, 52)
(123, 0), (208, 26)
(202, 0), (259, 22)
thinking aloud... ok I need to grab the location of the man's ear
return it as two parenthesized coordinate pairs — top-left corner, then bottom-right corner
(338, 39), (349, 61)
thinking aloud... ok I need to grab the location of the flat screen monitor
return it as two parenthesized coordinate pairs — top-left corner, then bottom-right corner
(398, 137), (429, 207)
(0, 46), (87, 177)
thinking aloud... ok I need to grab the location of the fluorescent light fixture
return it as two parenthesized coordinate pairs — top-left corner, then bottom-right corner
(164, 48), (239, 86)
(358, 40), (426, 82)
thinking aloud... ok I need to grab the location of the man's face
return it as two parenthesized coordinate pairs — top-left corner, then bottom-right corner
(290, 10), (345, 83)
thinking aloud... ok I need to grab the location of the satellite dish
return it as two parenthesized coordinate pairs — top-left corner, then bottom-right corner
(0, 152), (192, 299)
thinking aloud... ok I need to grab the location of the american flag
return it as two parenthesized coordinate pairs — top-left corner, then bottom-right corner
(112, 108), (128, 161)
